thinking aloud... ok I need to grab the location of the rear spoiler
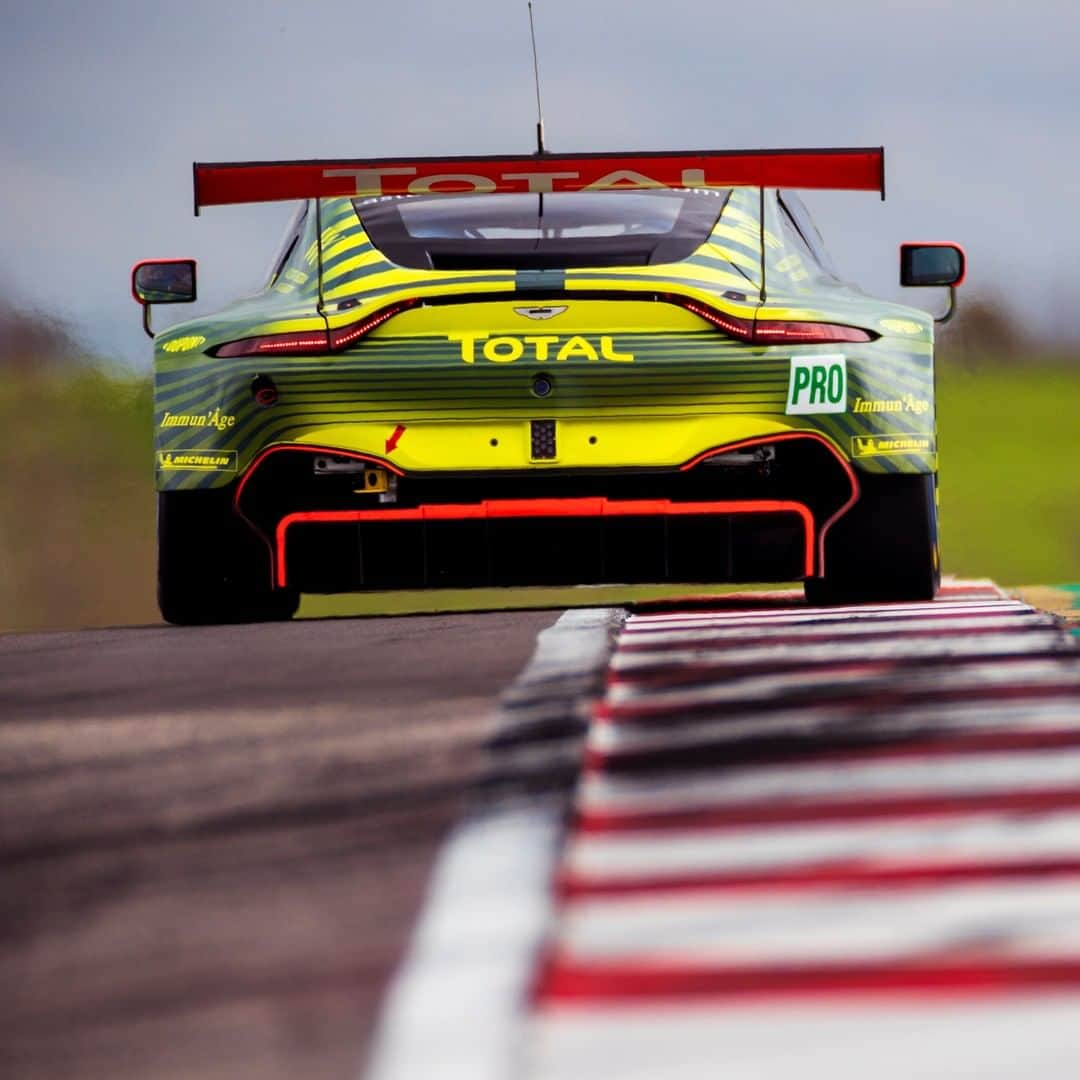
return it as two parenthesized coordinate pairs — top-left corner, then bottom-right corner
(192, 146), (885, 214)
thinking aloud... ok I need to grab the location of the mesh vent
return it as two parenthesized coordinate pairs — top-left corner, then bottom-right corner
(530, 419), (557, 460)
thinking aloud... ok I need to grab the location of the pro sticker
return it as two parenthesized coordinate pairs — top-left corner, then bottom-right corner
(786, 355), (847, 415)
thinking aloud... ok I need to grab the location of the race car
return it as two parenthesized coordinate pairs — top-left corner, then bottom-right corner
(132, 147), (964, 625)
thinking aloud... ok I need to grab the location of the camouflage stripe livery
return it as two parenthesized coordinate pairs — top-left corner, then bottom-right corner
(154, 190), (936, 491)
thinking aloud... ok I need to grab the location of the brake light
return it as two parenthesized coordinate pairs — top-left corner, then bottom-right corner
(215, 299), (420, 358)
(663, 293), (873, 344)
(216, 330), (329, 358)
(753, 320), (873, 343)
(329, 298), (421, 349)
(675, 297), (754, 339)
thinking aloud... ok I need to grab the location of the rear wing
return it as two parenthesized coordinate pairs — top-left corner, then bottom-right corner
(192, 146), (885, 214)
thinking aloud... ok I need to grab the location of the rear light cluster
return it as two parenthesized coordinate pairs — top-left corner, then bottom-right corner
(665, 294), (874, 344)
(215, 298), (420, 357)
(213, 292), (871, 358)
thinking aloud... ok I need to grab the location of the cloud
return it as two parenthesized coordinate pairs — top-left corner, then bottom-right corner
(1, 0), (1078, 362)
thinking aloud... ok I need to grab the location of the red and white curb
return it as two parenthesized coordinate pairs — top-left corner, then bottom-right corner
(366, 581), (1080, 1079)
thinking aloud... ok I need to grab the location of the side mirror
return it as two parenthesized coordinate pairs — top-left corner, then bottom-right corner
(131, 259), (197, 337)
(899, 242), (965, 324)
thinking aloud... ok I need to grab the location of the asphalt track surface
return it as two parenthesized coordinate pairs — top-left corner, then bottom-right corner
(6, 587), (1080, 1080)
(0, 610), (556, 1080)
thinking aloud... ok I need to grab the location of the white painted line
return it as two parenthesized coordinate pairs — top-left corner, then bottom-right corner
(621, 599), (1028, 628)
(580, 746), (1080, 813)
(526, 998), (1080, 1080)
(617, 611), (1058, 647)
(364, 609), (619, 1080)
(564, 811), (1080, 879)
(556, 879), (1080, 964)
(610, 630), (1068, 672)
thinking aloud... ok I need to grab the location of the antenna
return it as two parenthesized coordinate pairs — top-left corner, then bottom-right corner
(528, 2), (546, 154)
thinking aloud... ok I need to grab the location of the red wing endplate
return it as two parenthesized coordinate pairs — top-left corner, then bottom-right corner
(193, 147), (885, 212)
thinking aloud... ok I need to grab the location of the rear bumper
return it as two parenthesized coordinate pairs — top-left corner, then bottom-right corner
(235, 434), (857, 592)
(276, 498), (815, 590)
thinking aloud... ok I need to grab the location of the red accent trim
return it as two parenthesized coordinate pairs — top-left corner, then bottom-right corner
(558, 856), (1080, 901)
(666, 295), (754, 339)
(329, 298), (421, 349)
(216, 329), (330, 357)
(534, 957), (1080, 1005)
(236, 445), (405, 511)
(215, 298), (423, 357)
(233, 445), (406, 589)
(193, 147), (885, 209)
(900, 241), (967, 287)
(384, 424), (407, 453)
(130, 258), (197, 305)
(659, 294), (873, 343)
(575, 784), (1080, 835)
(274, 497), (815, 589)
(680, 432), (860, 577)
(751, 319), (873, 343)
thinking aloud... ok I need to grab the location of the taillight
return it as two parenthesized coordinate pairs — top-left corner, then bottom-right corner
(663, 293), (873, 344)
(216, 330), (329, 358)
(675, 297), (755, 339)
(753, 320), (873, 344)
(214, 299), (420, 358)
(328, 298), (421, 349)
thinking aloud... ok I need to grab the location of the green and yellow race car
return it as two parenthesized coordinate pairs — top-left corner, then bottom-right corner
(132, 147), (964, 625)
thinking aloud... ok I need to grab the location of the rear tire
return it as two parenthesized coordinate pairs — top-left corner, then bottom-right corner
(157, 489), (299, 626)
(804, 472), (939, 605)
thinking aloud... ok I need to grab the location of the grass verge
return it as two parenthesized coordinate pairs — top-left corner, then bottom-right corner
(0, 368), (156, 631)
(937, 361), (1080, 585)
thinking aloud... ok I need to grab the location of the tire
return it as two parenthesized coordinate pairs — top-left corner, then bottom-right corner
(804, 472), (940, 605)
(157, 489), (299, 625)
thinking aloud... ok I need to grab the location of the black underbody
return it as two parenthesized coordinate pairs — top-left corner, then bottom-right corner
(234, 437), (852, 592)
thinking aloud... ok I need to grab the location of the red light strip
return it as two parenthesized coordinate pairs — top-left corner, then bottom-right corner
(216, 330), (330, 357)
(233, 444), (406, 589)
(259, 334), (328, 352)
(680, 432), (860, 576)
(216, 300), (420, 357)
(328, 298), (420, 349)
(274, 497), (814, 588)
(533, 955), (1080, 1004)
(753, 320), (872, 343)
(672, 296), (754, 339)
(665, 294), (872, 344)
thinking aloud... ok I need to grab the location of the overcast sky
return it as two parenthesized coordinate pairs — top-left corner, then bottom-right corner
(2, 0), (1077, 365)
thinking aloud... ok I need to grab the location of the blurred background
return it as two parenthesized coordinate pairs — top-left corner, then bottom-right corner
(2, 0), (1077, 632)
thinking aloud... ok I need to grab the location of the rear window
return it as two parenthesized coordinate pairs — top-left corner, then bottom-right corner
(354, 189), (731, 270)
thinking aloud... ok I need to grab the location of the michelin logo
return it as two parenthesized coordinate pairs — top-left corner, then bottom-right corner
(157, 450), (238, 472)
(852, 435), (935, 458)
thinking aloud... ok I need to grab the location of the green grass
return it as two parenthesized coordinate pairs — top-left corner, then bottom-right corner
(0, 367), (157, 631)
(936, 361), (1080, 585)
(0, 358), (1076, 631)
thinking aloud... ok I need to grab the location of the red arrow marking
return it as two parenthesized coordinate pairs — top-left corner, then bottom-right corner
(385, 424), (407, 453)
